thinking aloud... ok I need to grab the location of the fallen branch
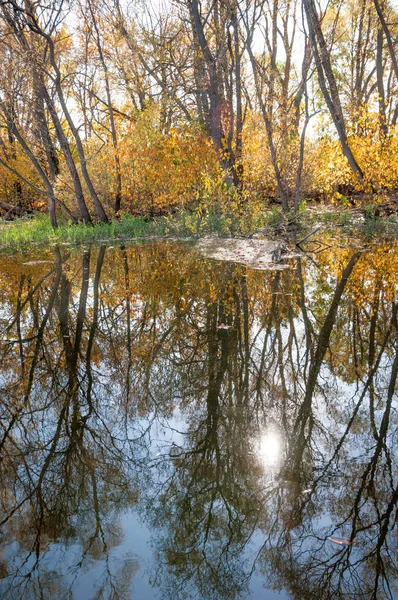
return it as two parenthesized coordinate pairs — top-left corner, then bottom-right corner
(296, 226), (321, 247)
(349, 197), (398, 214)
(0, 200), (32, 218)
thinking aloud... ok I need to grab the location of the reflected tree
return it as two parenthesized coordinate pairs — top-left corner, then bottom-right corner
(0, 240), (397, 599)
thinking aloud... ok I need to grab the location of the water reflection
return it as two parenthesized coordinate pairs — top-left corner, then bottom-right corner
(257, 429), (282, 469)
(0, 239), (397, 599)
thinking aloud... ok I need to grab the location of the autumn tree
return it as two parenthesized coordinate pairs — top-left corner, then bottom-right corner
(0, 0), (109, 224)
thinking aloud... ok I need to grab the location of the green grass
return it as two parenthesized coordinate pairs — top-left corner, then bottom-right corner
(0, 207), (277, 249)
(317, 209), (354, 226)
(1, 203), (396, 250)
(0, 210), (241, 250)
(0, 213), (155, 249)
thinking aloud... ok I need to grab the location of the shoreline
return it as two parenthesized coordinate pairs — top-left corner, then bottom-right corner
(0, 206), (397, 251)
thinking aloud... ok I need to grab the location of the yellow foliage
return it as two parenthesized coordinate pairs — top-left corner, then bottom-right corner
(242, 112), (277, 199)
(117, 106), (222, 213)
(4, 100), (398, 220)
(0, 141), (41, 209)
(306, 109), (398, 198)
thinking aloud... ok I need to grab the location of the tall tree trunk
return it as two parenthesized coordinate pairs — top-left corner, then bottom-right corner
(1, 1), (93, 224)
(230, 10), (244, 187)
(88, 0), (122, 213)
(43, 88), (93, 224)
(188, 0), (237, 186)
(46, 43), (109, 222)
(3, 109), (58, 227)
(32, 68), (60, 182)
(376, 28), (388, 135)
(303, 0), (364, 182)
(246, 43), (290, 211)
(21, 0), (109, 222)
(374, 0), (398, 83)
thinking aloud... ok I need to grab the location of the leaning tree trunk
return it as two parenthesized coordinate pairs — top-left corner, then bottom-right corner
(32, 69), (60, 182)
(88, 0), (122, 213)
(43, 88), (93, 224)
(376, 28), (388, 135)
(246, 43), (290, 211)
(374, 0), (398, 84)
(4, 112), (58, 227)
(188, 0), (238, 187)
(303, 0), (364, 182)
(47, 44), (109, 222)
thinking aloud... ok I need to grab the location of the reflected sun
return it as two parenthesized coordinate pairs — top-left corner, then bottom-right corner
(258, 430), (282, 468)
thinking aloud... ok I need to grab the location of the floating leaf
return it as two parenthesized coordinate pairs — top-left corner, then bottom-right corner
(327, 537), (353, 546)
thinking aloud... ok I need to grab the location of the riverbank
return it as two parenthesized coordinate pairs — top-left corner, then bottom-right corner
(0, 204), (397, 250)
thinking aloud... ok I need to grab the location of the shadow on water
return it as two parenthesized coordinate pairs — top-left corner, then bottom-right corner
(0, 239), (397, 599)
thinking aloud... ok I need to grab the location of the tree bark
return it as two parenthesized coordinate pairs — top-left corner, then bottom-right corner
(32, 68), (60, 182)
(2, 108), (58, 227)
(43, 88), (93, 224)
(303, 0), (364, 182)
(88, 0), (122, 213)
(374, 0), (398, 84)
(376, 28), (388, 135)
(188, 0), (238, 186)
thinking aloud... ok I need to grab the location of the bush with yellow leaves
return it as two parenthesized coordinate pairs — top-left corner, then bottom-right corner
(305, 109), (398, 200)
(117, 106), (222, 215)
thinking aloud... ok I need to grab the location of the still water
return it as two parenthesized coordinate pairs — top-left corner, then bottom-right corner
(0, 239), (397, 600)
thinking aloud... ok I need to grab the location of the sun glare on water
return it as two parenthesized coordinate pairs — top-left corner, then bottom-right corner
(258, 430), (282, 468)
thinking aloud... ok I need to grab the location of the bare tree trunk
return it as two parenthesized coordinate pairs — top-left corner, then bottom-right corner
(188, 0), (237, 186)
(303, 0), (364, 182)
(294, 41), (312, 211)
(87, 0), (122, 213)
(230, 9), (244, 187)
(46, 40), (109, 222)
(376, 28), (388, 135)
(32, 68), (60, 182)
(43, 88), (93, 224)
(3, 108), (58, 227)
(18, 0), (109, 222)
(246, 42), (290, 211)
(374, 0), (398, 83)
(294, 92), (311, 212)
(1, 1), (93, 224)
